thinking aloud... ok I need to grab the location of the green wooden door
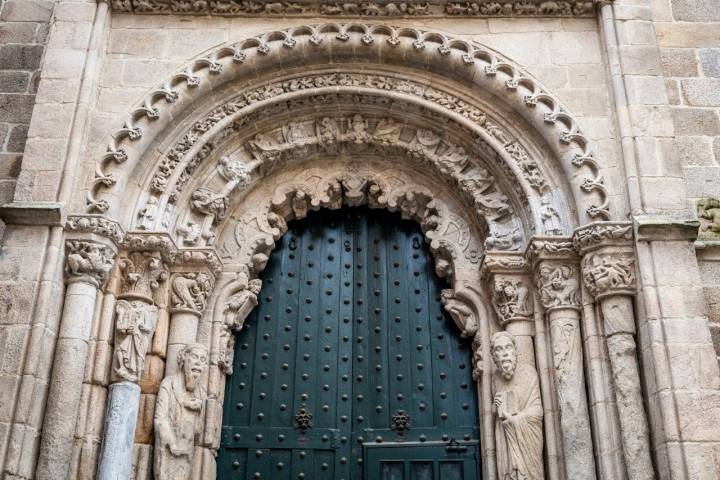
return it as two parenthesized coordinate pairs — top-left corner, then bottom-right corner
(218, 207), (480, 480)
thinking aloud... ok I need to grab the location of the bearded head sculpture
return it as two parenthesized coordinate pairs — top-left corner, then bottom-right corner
(178, 343), (208, 392)
(491, 331), (517, 381)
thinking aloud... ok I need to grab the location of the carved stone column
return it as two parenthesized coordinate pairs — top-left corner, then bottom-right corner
(166, 249), (221, 376)
(528, 238), (596, 480)
(576, 223), (653, 480)
(97, 235), (173, 480)
(482, 252), (536, 365)
(36, 239), (116, 480)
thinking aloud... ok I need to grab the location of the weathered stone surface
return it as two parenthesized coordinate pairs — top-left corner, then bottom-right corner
(660, 47), (698, 77)
(681, 79), (720, 106)
(699, 48), (720, 77)
(0, 0), (53, 22)
(672, 108), (720, 136)
(671, 0), (720, 22)
(0, 44), (44, 71)
(97, 382), (141, 480)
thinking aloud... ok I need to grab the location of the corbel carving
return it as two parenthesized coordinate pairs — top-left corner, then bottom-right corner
(64, 240), (116, 288)
(218, 273), (262, 374)
(440, 289), (478, 338)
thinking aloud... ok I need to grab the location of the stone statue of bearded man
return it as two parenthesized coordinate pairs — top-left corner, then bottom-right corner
(154, 343), (208, 480)
(491, 331), (544, 480)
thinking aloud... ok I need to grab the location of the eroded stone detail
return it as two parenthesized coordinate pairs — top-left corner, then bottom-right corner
(697, 197), (720, 240)
(491, 331), (544, 480)
(113, 300), (159, 383)
(154, 343), (208, 480)
(65, 215), (125, 245)
(218, 273), (261, 374)
(64, 240), (116, 287)
(118, 251), (168, 300)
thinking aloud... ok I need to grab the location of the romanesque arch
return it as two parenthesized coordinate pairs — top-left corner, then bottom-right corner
(42, 23), (654, 480)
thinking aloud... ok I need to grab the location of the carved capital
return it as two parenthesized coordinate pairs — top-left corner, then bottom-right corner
(174, 248), (223, 278)
(64, 240), (116, 288)
(573, 221), (633, 254)
(65, 214), (125, 246)
(491, 275), (534, 324)
(191, 187), (228, 221)
(440, 289), (478, 338)
(170, 272), (214, 314)
(581, 252), (636, 300)
(525, 236), (576, 265)
(536, 263), (581, 312)
(117, 251), (169, 301)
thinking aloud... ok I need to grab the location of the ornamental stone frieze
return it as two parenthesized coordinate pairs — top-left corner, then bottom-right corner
(110, 0), (599, 17)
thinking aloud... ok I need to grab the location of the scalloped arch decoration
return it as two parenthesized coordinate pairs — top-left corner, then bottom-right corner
(90, 23), (611, 222)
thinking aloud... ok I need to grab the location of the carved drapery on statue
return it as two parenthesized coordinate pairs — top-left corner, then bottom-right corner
(154, 343), (209, 480)
(490, 331), (544, 480)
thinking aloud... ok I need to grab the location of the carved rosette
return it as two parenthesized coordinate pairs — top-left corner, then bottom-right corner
(64, 240), (116, 288)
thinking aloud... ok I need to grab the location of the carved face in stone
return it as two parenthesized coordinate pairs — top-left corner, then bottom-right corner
(491, 332), (517, 381)
(179, 343), (208, 392)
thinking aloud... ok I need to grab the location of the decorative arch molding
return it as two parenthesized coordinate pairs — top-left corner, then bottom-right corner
(88, 23), (613, 236)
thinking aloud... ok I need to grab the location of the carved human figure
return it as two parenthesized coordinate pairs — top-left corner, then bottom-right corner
(346, 114), (370, 144)
(113, 299), (159, 382)
(491, 331), (544, 480)
(539, 198), (562, 235)
(316, 117), (340, 151)
(440, 289), (478, 338)
(171, 272), (213, 312)
(373, 117), (403, 145)
(154, 343), (208, 480)
(138, 196), (159, 230)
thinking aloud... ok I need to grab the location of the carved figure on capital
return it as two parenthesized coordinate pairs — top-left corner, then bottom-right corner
(64, 240), (115, 287)
(536, 264), (579, 310)
(581, 253), (635, 299)
(191, 187), (229, 221)
(440, 289), (478, 338)
(491, 331), (544, 480)
(118, 251), (168, 300)
(113, 299), (159, 383)
(171, 272), (213, 313)
(154, 343), (208, 480)
(492, 278), (533, 324)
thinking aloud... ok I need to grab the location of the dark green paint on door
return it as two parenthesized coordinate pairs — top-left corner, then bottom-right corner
(218, 207), (480, 479)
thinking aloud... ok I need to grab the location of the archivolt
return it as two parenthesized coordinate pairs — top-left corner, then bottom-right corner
(88, 23), (611, 229)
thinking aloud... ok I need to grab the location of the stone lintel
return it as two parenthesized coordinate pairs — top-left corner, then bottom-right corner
(633, 215), (699, 243)
(109, 0), (603, 18)
(0, 201), (64, 227)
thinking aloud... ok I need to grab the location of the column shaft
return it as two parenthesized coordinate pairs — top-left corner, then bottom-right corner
(166, 311), (200, 376)
(36, 281), (98, 479)
(548, 308), (596, 479)
(600, 296), (654, 480)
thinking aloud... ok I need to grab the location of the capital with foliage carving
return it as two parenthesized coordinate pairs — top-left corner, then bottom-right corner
(64, 240), (116, 288)
(117, 251), (169, 302)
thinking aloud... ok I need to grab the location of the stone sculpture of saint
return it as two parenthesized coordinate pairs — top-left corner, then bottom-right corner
(154, 343), (208, 480)
(113, 299), (158, 382)
(491, 331), (544, 480)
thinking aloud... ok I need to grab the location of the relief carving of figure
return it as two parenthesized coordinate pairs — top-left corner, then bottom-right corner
(113, 299), (159, 382)
(171, 272), (213, 312)
(697, 197), (720, 238)
(219, 276), (262, 374)
(582, 254), (635, 298)
(137, 196), (159, 230)
(372, 117), (403, 145)
(491, 331), (544, 480)
(408, 128), (441, 157)
(346, 114), (370, 144)
(248, 132), (282, 162)
(435, 143), (469, 175)
(493, 279), (533, 324)
(440, 289), (478, 338)
(65, 240), (114, 285)
(190, 188), (228, 220)
(316, 117), (341, 151)
(539, 198), (562, 235)
(537, 265), (579, 310)
(154, 343), (208, 480)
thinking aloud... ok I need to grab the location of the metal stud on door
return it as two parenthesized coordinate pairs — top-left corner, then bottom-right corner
(218, 208), (481, 479)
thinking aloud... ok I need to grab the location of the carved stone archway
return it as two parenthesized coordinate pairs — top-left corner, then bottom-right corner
(41, 22), (656, 480)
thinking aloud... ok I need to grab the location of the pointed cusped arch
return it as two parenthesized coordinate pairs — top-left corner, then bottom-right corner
(87, 22), (614, 247)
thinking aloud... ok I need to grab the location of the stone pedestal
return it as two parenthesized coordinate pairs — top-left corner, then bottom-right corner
(97, 382), (142, 480)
